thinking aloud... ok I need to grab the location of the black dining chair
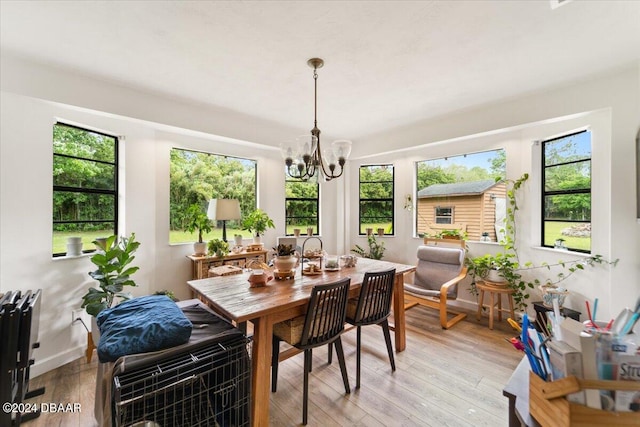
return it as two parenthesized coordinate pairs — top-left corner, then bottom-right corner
(344, 268), (396, 389)
(271, 278), (351, 425)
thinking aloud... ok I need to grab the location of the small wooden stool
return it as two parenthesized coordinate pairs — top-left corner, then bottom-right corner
(476, 280), (516, 330)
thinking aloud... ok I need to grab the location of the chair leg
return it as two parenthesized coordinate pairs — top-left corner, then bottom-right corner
(476, 288), (485, 321)
(381, 319), (396, 372)
(328, 342), (333, 364)
(333, 337), (351, 394)
(271, 336), (280, 393)
(356, 326), (361, 389)
(303, 349), (311, 425)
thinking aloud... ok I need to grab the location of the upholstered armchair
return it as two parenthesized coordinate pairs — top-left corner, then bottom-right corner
(404, 240), (468, 329)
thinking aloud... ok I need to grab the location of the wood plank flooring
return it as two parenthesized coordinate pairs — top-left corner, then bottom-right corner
(22, 306), (521, 426)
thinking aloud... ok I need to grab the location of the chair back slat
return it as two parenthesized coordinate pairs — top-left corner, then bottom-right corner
(300, 278), (350, 348)
(353, 268), (395, 325)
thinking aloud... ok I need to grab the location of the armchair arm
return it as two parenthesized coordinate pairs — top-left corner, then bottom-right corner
(439, 266), (468, 295)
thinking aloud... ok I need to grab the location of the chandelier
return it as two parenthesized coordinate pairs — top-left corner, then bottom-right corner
(280, 58), (352, 181)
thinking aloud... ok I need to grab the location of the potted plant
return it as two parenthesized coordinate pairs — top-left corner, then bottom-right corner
(467, 173), (617, 311)
(554, 238), (567, 250)
(351, 234), (385, 260)
(233, 234), (244, 247)
(207, 238), (230, 258)
(241, 209), (275, 244)
(81, 233), (140, 351)
(436, 229), (467, 240)
(272, 243), (298, 274)
(184, 204), (212, 255)
(81, 233), (141, 317)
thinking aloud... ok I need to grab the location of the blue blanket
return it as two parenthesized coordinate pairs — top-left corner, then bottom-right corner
(96, 295), (192, 363)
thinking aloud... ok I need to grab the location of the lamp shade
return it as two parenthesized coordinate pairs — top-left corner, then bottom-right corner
(207, 199), (241, 221)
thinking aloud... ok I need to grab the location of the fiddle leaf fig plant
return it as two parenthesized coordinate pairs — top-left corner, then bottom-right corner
(82, 233), (140, 317)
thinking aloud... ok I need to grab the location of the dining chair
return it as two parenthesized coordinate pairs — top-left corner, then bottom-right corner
(346, 268), (396, 389)
(271, 277), (351, 425)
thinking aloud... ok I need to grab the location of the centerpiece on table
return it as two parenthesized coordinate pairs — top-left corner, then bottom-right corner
(272, 243), (299, 280)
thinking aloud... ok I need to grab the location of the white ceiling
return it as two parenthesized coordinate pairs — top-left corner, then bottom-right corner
(1, 1), (639, 143)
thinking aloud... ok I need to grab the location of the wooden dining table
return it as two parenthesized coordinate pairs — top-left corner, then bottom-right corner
(187, 257), (416, 427)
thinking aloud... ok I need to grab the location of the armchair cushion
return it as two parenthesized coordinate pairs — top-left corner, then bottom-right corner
(406, 246), (465, 299)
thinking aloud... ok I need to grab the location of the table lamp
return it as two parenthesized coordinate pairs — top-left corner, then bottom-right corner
(207, 199), (241, 243)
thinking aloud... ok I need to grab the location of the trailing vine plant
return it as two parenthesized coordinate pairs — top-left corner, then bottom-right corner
(467, 173), (618, 311)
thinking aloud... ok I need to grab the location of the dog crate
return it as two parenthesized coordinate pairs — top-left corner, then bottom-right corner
(113, 334), (250, 427)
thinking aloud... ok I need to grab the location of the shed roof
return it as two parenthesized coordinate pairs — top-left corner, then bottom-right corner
(417, 179), (500, 198)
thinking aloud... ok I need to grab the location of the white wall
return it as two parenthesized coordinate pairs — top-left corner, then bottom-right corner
(1, 54), (638, 376)
(0, 91), (290, 375)
(345, 64), (640, 321)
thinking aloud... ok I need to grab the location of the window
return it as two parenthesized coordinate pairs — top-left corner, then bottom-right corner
(53, 123), (118, 256)
(170, 148), (256, 244)
(435, 207), (453, 224)
(285, 174), (319, 235)
(416, 149), (505, 241)
(359, 165), (394, 235)
(541, 130), (591, 252)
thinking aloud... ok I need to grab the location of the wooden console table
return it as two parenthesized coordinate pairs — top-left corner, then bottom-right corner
(187, 250), (268, 279)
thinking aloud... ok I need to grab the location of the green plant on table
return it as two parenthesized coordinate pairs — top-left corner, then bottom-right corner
(82, 233), (140, 317)
(208, 238), (230, 258)
(351, 234), (385, 260)
(273, 243), (296, 256)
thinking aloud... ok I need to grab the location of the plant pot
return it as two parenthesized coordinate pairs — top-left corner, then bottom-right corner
(91, 316), (100, 347)
(253, 235), (262, 245)
(193, 242), (207, 256)
(377, 228), (385, 237)
(67, 237), (83, 256)
(486, 269), (506, 283)
(306, 227), (314, 236)
(293, 228), (301, 237)
(274, 255), (298, 274)
(234, 235), (244, 247)
(366, 228), (373, 236)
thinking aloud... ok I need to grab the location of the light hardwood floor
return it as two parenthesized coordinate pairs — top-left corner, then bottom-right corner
(23, 306), (521, 426)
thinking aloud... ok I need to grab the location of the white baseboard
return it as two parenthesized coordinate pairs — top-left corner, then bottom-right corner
(31, 345), (86, 378)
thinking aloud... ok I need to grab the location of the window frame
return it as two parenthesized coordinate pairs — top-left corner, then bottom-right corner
(434, 206), (454, 224)
(52, 122), (119, 257)
(169, 148), (257, 244)
(358, 164), (395, 236)
(285, 175), (320, 236)
(540, 129), (591, 253)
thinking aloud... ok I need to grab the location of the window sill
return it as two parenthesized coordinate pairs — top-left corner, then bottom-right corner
(532, 246), (592, 258)
(52, 252), (93, 261)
